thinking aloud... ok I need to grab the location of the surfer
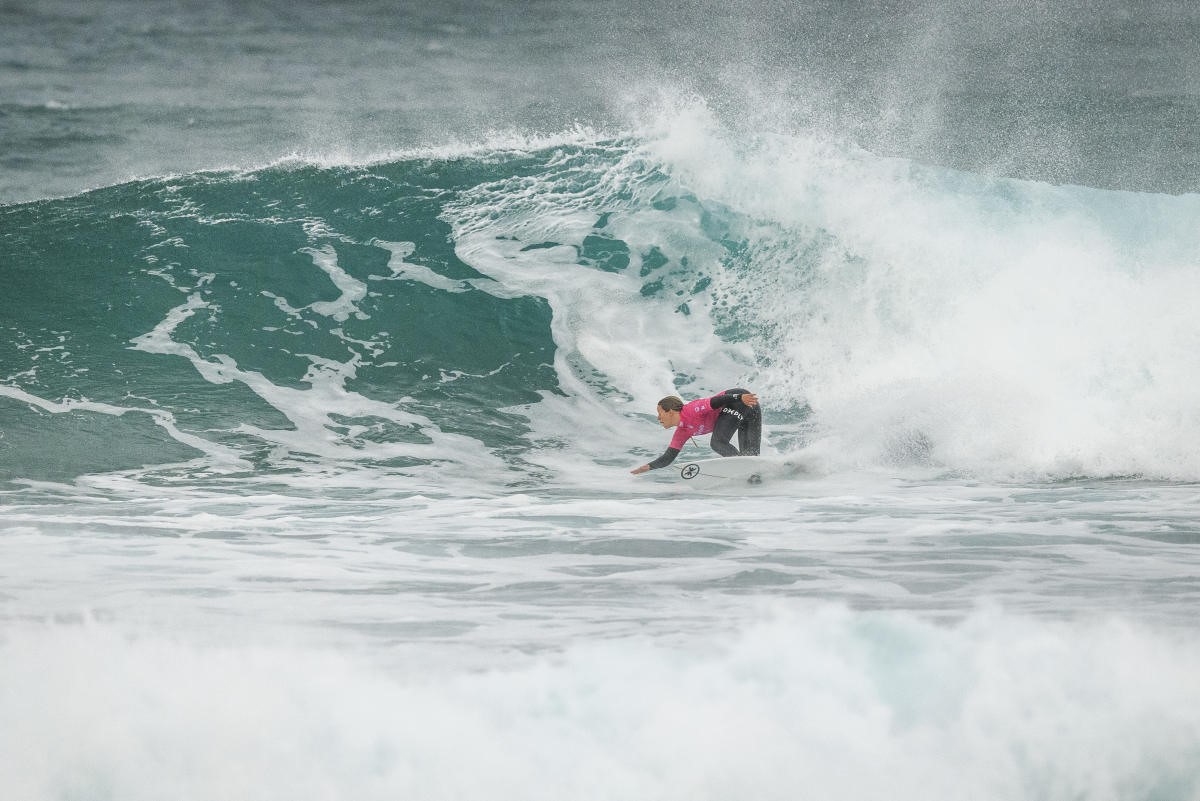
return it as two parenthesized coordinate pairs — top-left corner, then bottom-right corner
(630, 389), (761, 474)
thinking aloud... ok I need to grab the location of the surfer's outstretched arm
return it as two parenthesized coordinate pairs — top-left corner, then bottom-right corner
(631, 446), (681, 474)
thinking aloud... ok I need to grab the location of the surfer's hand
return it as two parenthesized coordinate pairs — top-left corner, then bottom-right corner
(741, 393), (759, 407)
(631, 464), (650, 475)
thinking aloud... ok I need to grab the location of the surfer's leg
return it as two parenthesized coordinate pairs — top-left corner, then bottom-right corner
(737, 404), (762, 455)
(710, 412), (740, 457)
(719, 387), (761, 456)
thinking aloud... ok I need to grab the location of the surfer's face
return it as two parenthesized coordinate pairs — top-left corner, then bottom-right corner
(656, 405), (680, 428)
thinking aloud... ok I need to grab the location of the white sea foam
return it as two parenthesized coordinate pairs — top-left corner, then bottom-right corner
(629, 102), (1200, 480)
(373, 240), (473, 293)
(302, 244), (370, 322)
(2, 606), (1198, 801)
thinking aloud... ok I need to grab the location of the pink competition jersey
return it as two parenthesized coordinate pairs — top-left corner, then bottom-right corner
(668, 395), (723, 450)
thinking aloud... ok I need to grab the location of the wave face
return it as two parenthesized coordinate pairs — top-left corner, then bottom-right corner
(1, 148), (569, 487)
(4, 108), (1200, 485)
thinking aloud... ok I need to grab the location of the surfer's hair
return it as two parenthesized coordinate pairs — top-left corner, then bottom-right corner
(657, 395), (684, 413)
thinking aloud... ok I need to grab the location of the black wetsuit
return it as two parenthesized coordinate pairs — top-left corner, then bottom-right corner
(710, 387), (762, 457)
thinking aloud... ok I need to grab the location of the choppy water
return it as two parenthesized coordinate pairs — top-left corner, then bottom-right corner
(3, 2), (1200, 799)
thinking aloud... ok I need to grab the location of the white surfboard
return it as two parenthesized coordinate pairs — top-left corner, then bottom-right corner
(674, 455), (804, 489)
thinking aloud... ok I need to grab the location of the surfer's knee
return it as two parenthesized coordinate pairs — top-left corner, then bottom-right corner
(711, 438), (738, 457)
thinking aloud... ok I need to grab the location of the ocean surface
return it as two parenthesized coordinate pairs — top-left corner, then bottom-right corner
(4, 1), (1200, 798)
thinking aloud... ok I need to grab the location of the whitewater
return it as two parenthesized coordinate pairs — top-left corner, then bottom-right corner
(3, 2), (1200, 799)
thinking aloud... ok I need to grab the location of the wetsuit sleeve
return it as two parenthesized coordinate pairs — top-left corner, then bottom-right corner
(708, 392), (743, 409)
(647, 447), (681, 470)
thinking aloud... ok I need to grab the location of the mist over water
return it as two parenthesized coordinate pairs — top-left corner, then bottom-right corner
(4, 2), (1200, 799)
(3, 0), (1199, 203)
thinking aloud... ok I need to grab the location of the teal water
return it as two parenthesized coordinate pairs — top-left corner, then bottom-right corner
(3, 2), (1200, 799)
(1, 155), (563, 482)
